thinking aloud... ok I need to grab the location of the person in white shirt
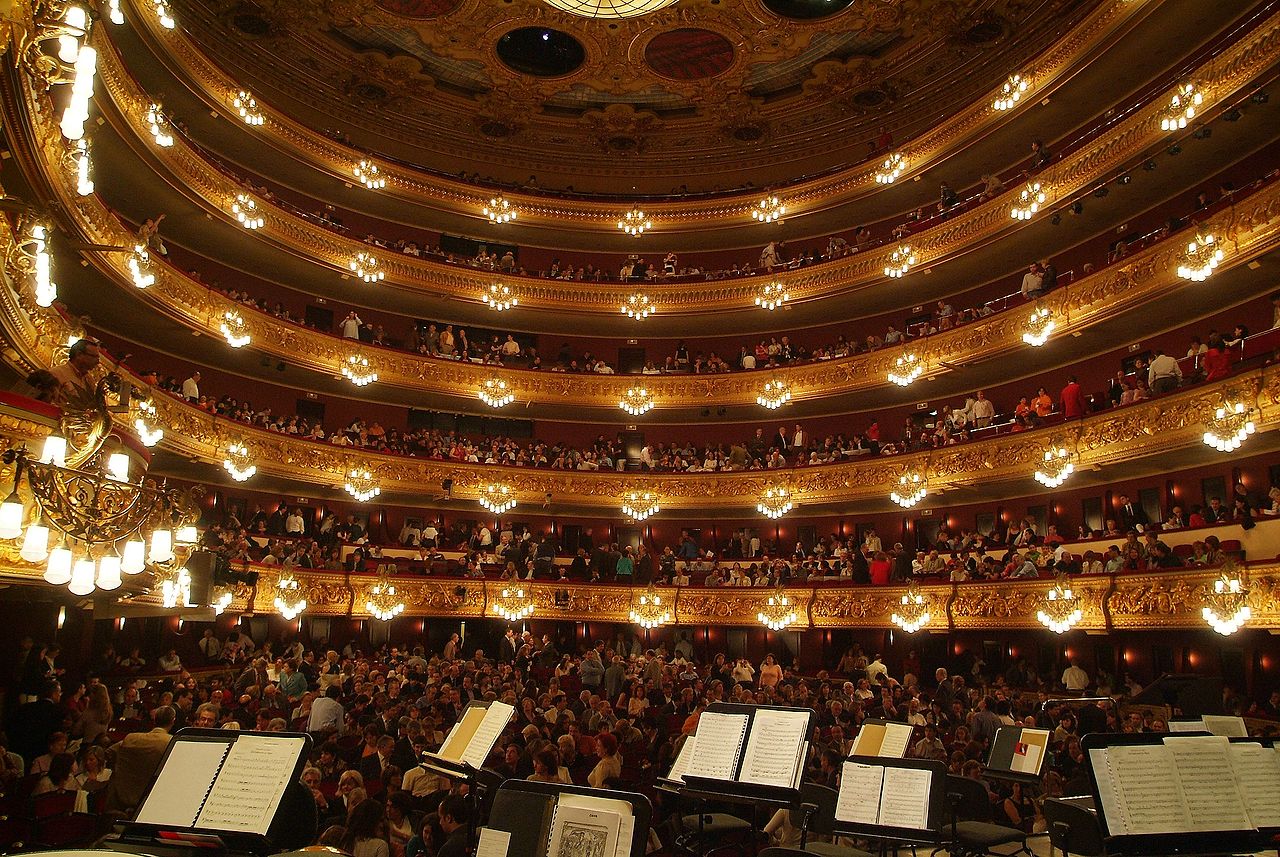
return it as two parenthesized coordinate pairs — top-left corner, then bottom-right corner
(285, 509), (305, 535)
(340, 311), (363, 339)
(865, 655), (888, 684)
(1061, 659), (1090, 690)
(181, 372), (200, 401)
(422, 522), (438, 546)
(1020, 263), (1044, 299)
(971, 391), (996, 427)
(399, 522), (421, 546)
(500, 335), (521, 357)
(307, 686), (345, 734)
(1147, 350), (1182, 394)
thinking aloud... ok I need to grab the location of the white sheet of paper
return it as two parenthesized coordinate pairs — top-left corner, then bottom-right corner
(1092, 745), (1191, 835)
(134, 738), (223, 827)
(555, 789), (636, 857)
(462, 702), (515, 769)
(1162, 737), (1251, 831)
(685, 712), (749, 781)
(196, 735), (306, 834)
(666, 737), (696, 783)
(835, 761), (883, 825)
(740, 709), (810, 788)
(877, 723), (914, 759)
(476, 828), (511, 857)
(1167, 719), (1206, 733)
(1201, 715), (1248, 738)
(615, 814), (635, 857)
(1228, 743), (1280, 829)
(879, 766), (933, 831)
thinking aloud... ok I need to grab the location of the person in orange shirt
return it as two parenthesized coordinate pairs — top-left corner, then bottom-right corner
(1031, 387), (1054, 420)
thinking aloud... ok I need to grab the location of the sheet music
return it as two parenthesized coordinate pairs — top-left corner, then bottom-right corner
(134, 739), (226, 827)
(879, 767), (932, 830)
(1228, 743), (1280, 828)
(196, 735), (306, 834)
(1162, 737), (1252, 831)
(685, 712), (749, 781)
(835, 762), (883, 825)
(547, 802), (621, 857)
(1167, 719), (1206, 733)
(740, 708), (810, 788)
(1091, 745), (1191, 835)
(878, 723), (914, 759)
(476, 828), (512, 857)
(462, 702), (515, 769)
(666, 737), (696, 783)
(1201, 715), (1248, 738)
(439, 705), (487, 762)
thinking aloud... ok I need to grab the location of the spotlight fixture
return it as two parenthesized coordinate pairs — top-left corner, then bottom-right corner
(349, 252), (385, 283)
(342, 353), (378, 387)
(750, 195), (786, 224)
(1143, 159), (1157, 171)
(618, 209), (651, 236)
(483, 283), (518, 311)
(1033, 447), (1075, 488)
(1118, 173), (1132, 185)
(343, 467), (381, 502)
(884, 244), (915, 278)
(1093, 185), (1109, 198)
(757, 378), (793, 410)
(222, 441), (257, 482)
(1203, 402), (1255, 452)
(1177, 231), (1224, 281)
(146, 103), (174, 147)
(1159, 81), (1203, 132)
(352, 159), (386, 190)
(1011, 181), (1045, 220)
(1250, 91), (1268, 104)
(755, 281), (790, 311)
(1167, 143), (1182, 156)
(619, 386), (654, 416)
(621, 293), (655, 319)
(478, 377), (515, 408)
(1070, 201), (1083, 215)
(1192, 125), (1212, 139)
(231, 194), (264, 229)
(993, 73), (1029, 111)
(1050, 212), (1062, 226)
(888, 351), (923, 387)
(875, 151), (905, 184)
(219, 309), (251, 348)
(478, 483), (517, 514)
(484, 197), (517, 224)
(1222, 108), (1242, 122)
(621, 491), (660, 521)
(890, 473), (927, 508)
(757, 486), (794, 520)
(232, 90), (264, 126)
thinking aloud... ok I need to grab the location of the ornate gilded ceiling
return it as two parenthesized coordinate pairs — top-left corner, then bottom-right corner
(162, 0), (1106, 193)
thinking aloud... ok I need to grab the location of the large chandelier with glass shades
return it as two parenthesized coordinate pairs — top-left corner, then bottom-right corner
(1011, 181), (1045, 220)
(222, 441), (256, 482)
(751, 195), (786, 224)
(619, 387), (655, 416)
(758, 586), (796, 631)
(342, 353), (378, 387)
(630, 584), (671, 629)
(888, 351), (923, 387)
(353, 159), (386, 190)
(1177, 231), (1224, 281)
(621, 293), (655, 319)
(884, 244), (915, 278)
(993, 73), (1029, 111)
(366, 570), (405, 621)
(128, 245), (155, 289)
(478, 377), (515, 408)
(1037, 575), (1082, 634)
(483, 283), (518, 311)
(484, 197), (516, 223)
(1034, 447), (1075, 488)
(343, 467), (381, 502)
(1203, 402), (1255, 452)
(1202, 564), (1251, 635)
(755, 281), (790, 311)
(1159, 81), (1203, 132)
(219, 310), (250, 348)
(875, 152), (905, 184)
(479, 483), (517, 514)
(618, 209), (652, 237)
(132, 398), (163, 447)
(890, 473), (927, 508)
(349, 252), (385, 283)
(621, 491), (660, 521)
(231, 194), (264, 230)
(757, 378), (792, 410)
(274, 572), (306, 620)
(757, 486), (794, 519)
(493, 587), (534, 622)
(892, 585), (931, 633)
(1022, 305), (1056, 347)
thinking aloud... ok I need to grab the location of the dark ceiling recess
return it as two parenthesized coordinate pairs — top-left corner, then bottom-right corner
(375, 0), (462, 17)
(762, 0), (855, 20)
(645, 28), (735, 80)
(496, 27), (587, 78)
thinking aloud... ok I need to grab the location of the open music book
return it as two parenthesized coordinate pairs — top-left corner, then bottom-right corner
(986, 727), (1051, 776)
(480, 790), (635, 857)
(1090, 736), (1280, 836)
(1167, 715), (1248, 737)
(663, 736), (697, 784)
(835, 761), (933, 831)
(134, 733), (308, 836)
(432, 701), (516, 769)
(849, 721), (914, 758)
(683, 707), (811, 790)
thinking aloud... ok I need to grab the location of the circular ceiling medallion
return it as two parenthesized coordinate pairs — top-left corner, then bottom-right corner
(763, 0), (855, 21)
(645, 28), (734, 80)
(374, 0), (461, 16)
(543, 0), (679, 18)
(497, 27), (586, 77)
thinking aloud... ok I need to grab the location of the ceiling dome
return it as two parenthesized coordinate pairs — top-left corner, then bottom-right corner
(543, 0), (679, 18)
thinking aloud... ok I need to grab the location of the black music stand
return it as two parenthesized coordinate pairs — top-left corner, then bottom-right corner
(983, 726), (1051, 786)
(481, 779), (652, 857)
(830, 756), (947, 852)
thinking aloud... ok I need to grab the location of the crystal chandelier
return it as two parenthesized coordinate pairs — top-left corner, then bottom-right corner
(344, 467), (381, 502)
(621, 491), (660, 521)
(232, 194), (264, 229)
(222, 441), (256, 482)
(993, 74), (1028, 111)
(544, 0), (678, 18)
(1022, 305), (1055, 346)
(1202, 566), (1251, 635)
(478, 377), (515, 408)
(133, 398), (163, 447)
(758, 586), (796, 631)
(342, 353), (378, 387)
(751, 195), (786, 224)
(1159, 82), (1203, 132)
(484, 197), (516, 224)
(128, 244), (155, 289)
(755, 281), (790, 311)
(492, 586), (534, 622)
(219, 310), (250, 348)
(484, 283), (518, 311)
(757, 378), (792, 410)
(618, 209), (651, 237)
(58, 42), (97, 141)
(757, 486), (794, 520)
(366, 571), (405, 621)
(21, 224), (57, 309)
(74, 139), (94, 195)
(884, 244), (915, 278)
(353, 159), (386, 189)
(146, 103), (173, 147)
(888, 351), (923, 386)
(1038, 575), (1082, 634)
(630, 584), (671, 629)
(211, 585), (234, 616)
(1034, 447), (1075, 488)
(349, 252), (384, 283)
(53, 5), (90, 65)
(621, 293), (654, 319)
(619, 386), (655, 416)
(875, 152), (905, 184)
(274, 572), (307, 620)
(1011, 181), (1045, 220)
(890, 473), (927, 508)
(152, 0), (175, 29)
(232, 90), (264, 126)
(479, 483), (517, 514)
(1177, 231), (1224, 281)
(892, 586), (931, 633)
(1203, 402), (1255, 452)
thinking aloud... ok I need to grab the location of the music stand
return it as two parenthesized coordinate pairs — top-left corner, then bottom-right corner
(983, 726), (1051, 785)
(831, 756), (947, 849)
(482, 779), (652, 857)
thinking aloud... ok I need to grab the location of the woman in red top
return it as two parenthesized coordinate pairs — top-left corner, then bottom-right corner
(869, 551), (892, 585)
(1202, 334), (1231, 381)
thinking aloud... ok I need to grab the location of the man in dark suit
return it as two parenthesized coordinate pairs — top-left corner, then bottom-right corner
(1203, 496), (1230, 524)
(1116, 494), (1148, 530)
(12, 679), (61, 766)
(500, 628), (519, 662)
(359, 735), (396, 783)
(436, 794), (471, 857)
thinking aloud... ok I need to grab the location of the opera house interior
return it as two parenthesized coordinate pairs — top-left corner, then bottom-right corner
(0, 0), (1279, 854)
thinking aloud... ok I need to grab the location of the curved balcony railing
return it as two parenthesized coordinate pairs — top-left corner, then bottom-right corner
(87, 12), (1280, 314)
